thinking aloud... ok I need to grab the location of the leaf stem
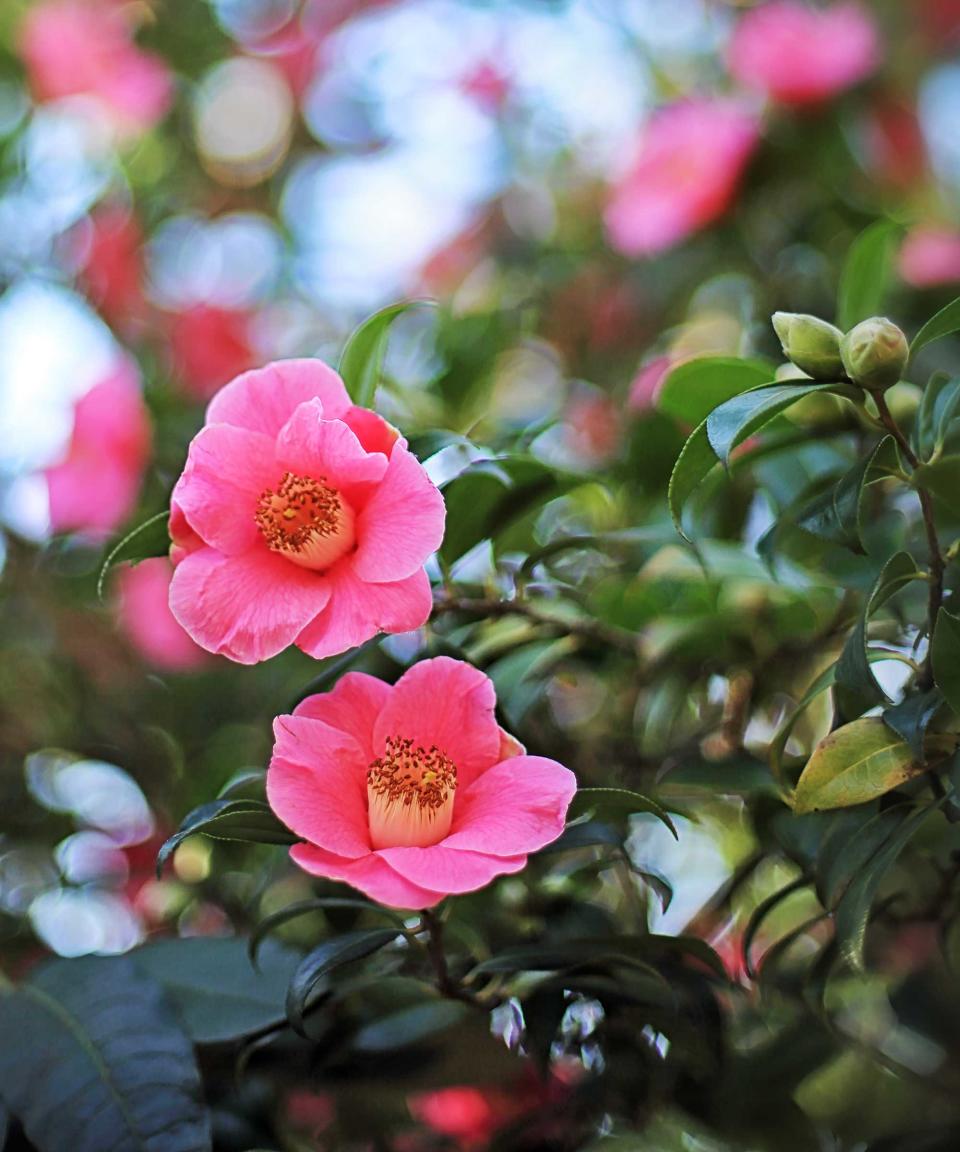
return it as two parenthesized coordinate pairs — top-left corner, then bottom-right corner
(873, 391), (946, 688)
(421, 907), (473, 1002)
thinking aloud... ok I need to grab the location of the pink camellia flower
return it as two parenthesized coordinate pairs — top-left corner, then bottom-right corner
(267, 657), (577, 908)
(18, 0), (173, 134)
(116, 558), (208, 672)
(169, 359), (445, 664)
(727, 1), (880, 106)
(45, 355), (151, 536)
(168, 305), (257, 401)
(628, 356), (672, 414)
(898, 227), (960, 288)
(77, 205), (146, 332)
(605, 100), (760, 257)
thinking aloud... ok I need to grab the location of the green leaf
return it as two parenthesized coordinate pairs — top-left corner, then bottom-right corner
(882, 689), (944, 763)
(817, 805), (909, 909)
(743, 876), (809, 979)
(911, 296), (960, 359)
(837, 220), (899, 330)
(706, 382), (841, 467)
(794, 717), (929, 813)
(96, 510), (170, 600)
(793, 437), (897, 552)
(913, 457), (960, 517)
(915, 373), (960, 459)
(0, 956), (210, 1151)
(567, 787), (678, 838)
(439, 456), (570, 563)
(835, 551), (920, 712)
(350, 1000), (471, 1053)
(932, 608), (960, 715)
(338, 300), (434, 408)
(833, 799), (944, 970)
(538, 819), (624, 854)
(249, 898), (405, 965)
(157, 799), (297, 875)
(286, 928), (400, 1035)
(133, 936), (302, 1044)
(657, 357), (773, 426)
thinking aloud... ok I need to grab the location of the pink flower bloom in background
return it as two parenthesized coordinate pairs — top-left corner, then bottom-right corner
(18, 0), (173, 134)
(169, 359), (445, 663)
(168, 305), (257, 401)
(860, 97), (926, 192)
(898, 227), (960, 288)
(45, 355), (151, 537)
(460, 59), (511, 113)
(77, 204), (146, 331)
(628, 356), (672, 413)
(116, 558), (208, 672)
(267, 657), (577, 908)
(727, 1), (880, 106)
(605, 100), (760, 257)
(563, 394), (620, 465)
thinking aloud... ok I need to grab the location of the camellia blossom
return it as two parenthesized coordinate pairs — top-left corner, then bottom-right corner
(78, 205), (146, 332)
(898, 227), (960, 288)
(267, 657), (577, 908)
(169, 359), (445, 664)
(605, 99), (760, 257)
(727, 1), (880, 107)
(18, 0), (173, 134)
(168, 305), (257, 401)
(45, 355), (151, 537)
(116, 558), (208, 672)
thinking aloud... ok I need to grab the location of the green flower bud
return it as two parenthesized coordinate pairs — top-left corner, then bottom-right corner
(771, 312), (845, 381)
(840, 317), (909, 391)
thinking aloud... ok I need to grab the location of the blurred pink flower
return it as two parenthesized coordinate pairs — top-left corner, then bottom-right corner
(116, 558), (208, 672)
(899, 227), (960, 288)
(45, 355), (151, 537)
(169, 359), (444, 664)
(460, 59), (511, 113)
(605, 100), (760, 257)
(78, 205), (146, 331)
(727, 1), (880, 106)
(267, 657), (576, 908)
(168, 305), (257, 401)
(564, 394), (620, 465)
(628, 356), (672, 413)
(860, 97), (926, 192)
(18, 0), (173, 133)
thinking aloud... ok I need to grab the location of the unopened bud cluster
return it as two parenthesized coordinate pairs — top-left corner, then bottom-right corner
(772, 311), (908, 392)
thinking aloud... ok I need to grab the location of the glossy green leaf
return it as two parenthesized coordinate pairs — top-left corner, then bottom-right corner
(837, 220), (899, 330)
(567, 787), (677, 838)
(932, 608), (960, 714)
(249, 898), (405, 965)
(743, 876), (808, 979)
(915, 373), (960, 459)
(911, 296), (960, 359)
(835, 551), (920, 711)
(350, 1000), (470, 1053)
(833, 799), (943, 970)
(882, 689), (943, 762)
(339, 299), (434, 408)
(817, 805), (908, 910)
(706, 381), (839, 467)
(157, 799), (297, 876)
(793, 437), (896, 552)
(913, 457), (960, 517)
(96, 510), (171, 600)
(0, 956), (210, 1152)
(794, 717), (928, 813)
(286, 928), (400, 1035)
(134, 936), (301, 1044)
(657, 356), (773, 426)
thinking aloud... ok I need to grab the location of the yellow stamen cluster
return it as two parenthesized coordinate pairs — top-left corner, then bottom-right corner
(367, 737), (457, 849)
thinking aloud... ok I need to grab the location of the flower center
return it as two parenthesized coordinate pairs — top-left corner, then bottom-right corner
(255, 471), (355, 571)
(367, 736), (458, 849)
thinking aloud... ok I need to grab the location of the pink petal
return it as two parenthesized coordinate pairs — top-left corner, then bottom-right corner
(294, 672), (391, 762)
(206, 359), (352, 437)
(275, 400), (388, 501)
(377, 844), (527, 894)
(290, 843), (446, 909)
(296, 565), (432, 660)
(47, 456), (141, 536)
(372, 657), (502, 789)
(172, 423), (279, 555)
(341, 407), (402, 457)
(169, 498), (204, 566)
(268, 714), (371, 857)
(353, 445), (446, 583)
(169, 545), (331, 664)
(444, 757), (577, 856)
(115, 557), (208, 671)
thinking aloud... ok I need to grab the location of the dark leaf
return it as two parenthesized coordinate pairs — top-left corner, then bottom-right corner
(793, 437), (897, 552)
(134, 936), (302, 1044)
(932, 608), (960, 715)
(0, 955), (210, 1152)
(249, 898), (404, 965)
(883, 689), (944, 762)
(706, 382), (844, 467)
(911, 297), (960, 359)
(743, 876), (809, 979)
(350, 1000), (470, 1053)
(96, 510), (171, 600)
(567, 787), (677, 838)
(157, 799), (297, 875)
(286, 928), (400, 1035)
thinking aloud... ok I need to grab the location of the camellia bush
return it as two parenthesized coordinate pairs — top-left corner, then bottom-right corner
(6, 1), (960, 1151)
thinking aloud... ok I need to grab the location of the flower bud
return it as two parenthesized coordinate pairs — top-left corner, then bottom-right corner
(771, 312), (845, 380)
(840, 317), (909, 391)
